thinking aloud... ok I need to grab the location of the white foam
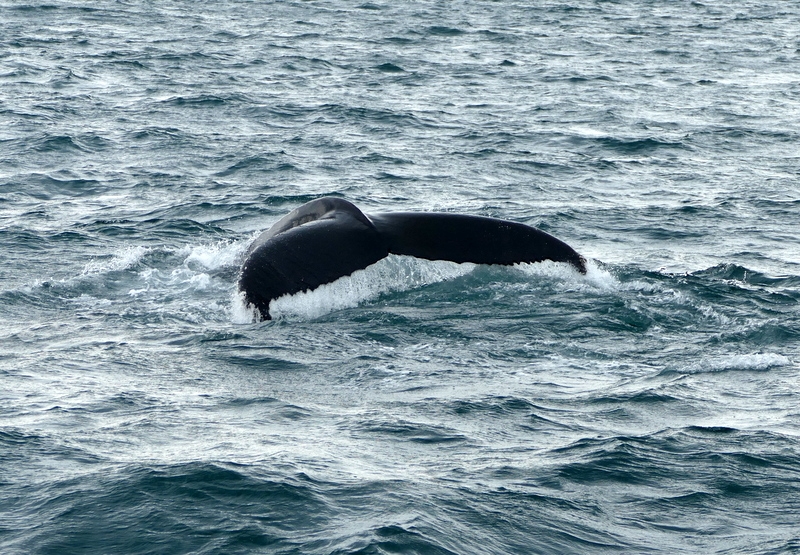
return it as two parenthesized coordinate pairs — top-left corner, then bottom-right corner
(514, 258), (626, 292)
(268, 255), (475, 321)
(566, 125), (609, 138)
(179, 239), (249, 271)
(82, 246), (149, 275)
(678, 353), (792, 374)
(134, 267), (221, 292)
(124, 237), (250, 296)
(80, 238), (248, 281)
(230, 289), (260, 324)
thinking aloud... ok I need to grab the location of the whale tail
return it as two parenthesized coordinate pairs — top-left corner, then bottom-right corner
(239, 197), (585, 320)
(368, 211), (586, 272)
(238, 198), (387, 319)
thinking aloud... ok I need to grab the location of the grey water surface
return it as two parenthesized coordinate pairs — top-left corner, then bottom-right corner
(1, 1), (799, 553)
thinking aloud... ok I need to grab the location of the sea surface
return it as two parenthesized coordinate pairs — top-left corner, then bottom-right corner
(1, 1), (799, 553)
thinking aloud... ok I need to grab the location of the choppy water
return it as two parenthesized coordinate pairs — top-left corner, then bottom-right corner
(2, 1), (799, 553)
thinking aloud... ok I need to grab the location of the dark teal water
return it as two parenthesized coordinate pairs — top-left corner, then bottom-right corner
(2, 1), (799, 553)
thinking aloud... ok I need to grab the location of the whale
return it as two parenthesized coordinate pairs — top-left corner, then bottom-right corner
(239, 197), (586, 320)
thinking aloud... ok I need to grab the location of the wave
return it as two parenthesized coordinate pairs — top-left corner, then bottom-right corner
(81, 246), (151, 275)
(1, 238), (249, 324)
(689, 263), (800, 289)
(159, 93), (254, 107)
(375, 62), (405, 73)
(214, 153), (300, 178)
(1, 462), (328, 554)
(3, 430), (798, 554)
(4, 172), (107, 200)
(354, 419), (468, 444)
(662, 352), (793, 375)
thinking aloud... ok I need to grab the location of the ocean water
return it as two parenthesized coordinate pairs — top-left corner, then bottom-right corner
(1, 1), (799, 553)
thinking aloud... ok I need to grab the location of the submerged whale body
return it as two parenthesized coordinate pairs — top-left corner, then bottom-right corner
(239, 197), (586, 320)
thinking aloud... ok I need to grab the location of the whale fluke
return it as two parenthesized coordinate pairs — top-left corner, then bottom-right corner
(239, 197), (585, 320)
